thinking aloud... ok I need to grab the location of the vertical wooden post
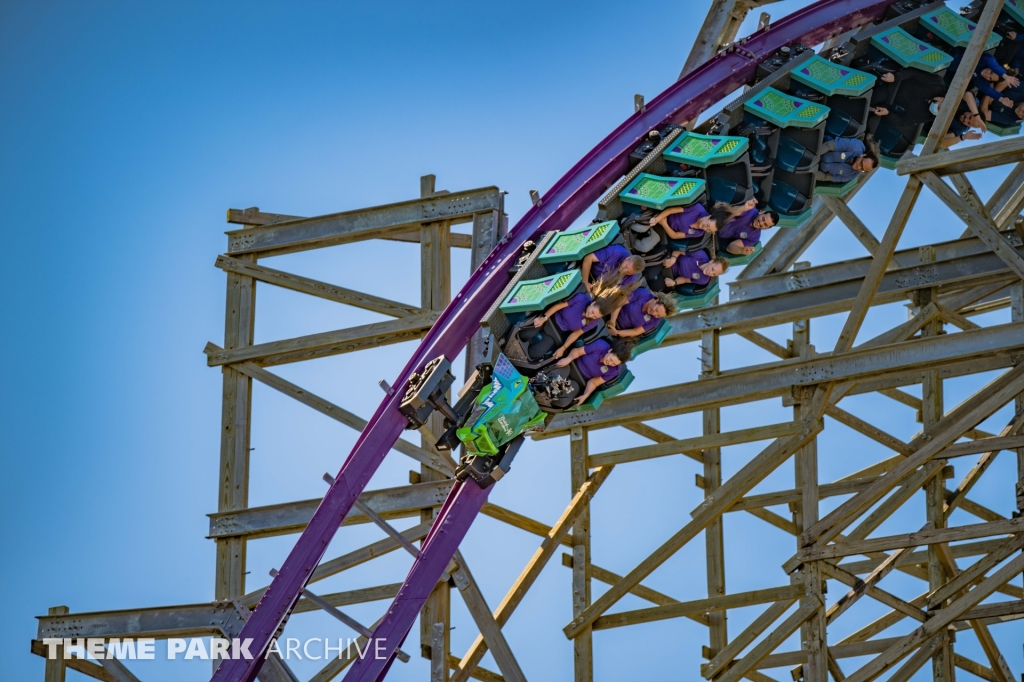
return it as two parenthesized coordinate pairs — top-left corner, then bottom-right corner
(792, 294), (826, 682)
(419, 174), (452, 677)
(570, 426), (593, 682)
(43, 606), (68, 682)
(466, 207), (505, 378)
(701, 328), (728, 661)
(1012, 283), (1024, 597)
(919, 288), (954, 681)
(216, 242), (256, 600)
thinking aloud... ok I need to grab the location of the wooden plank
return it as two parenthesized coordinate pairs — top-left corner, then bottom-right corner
(622, 422), (703, 463)
(896, 136), (1024, 176)
(738, 330), (792, 359)
(728, 475), (879, 512)
(843, 552), (1024, 682)
(227, 358), (456, 476)
(450, 466), (614, 682)
(920, 171), (1024, 282)
(225, 188), (499, 256)
(701, 600), (799, 679)
(941, 435), (1024, 459)
(820, 195), (901, 269)
(832, 176), (922, 354)
(216, 250), (255, 602)
(592, 584), (805, 631)
(824, 405), (913, 455)
(800, 363), (1024, 548)
(569, 428), (593, 682)
(821, 561), (926, 623)
(954, 655), (999, 682)
(447, 656), (505, 682)
(207, 481), (453, 538)
(226, 208), (475, 248)
(562, 412), (824, 639)
(239, 521), (434, 607)
(292, 583), (402, 615)
(927, 533), (1024, 608)
(32, 639), (115, 682)
(826, 543), (920, 625)
(718, 601), (821, 682)
(797, 516), (1024, 563)
(450, 551), (527, 682)
(544, 322), (1024, 436)
(204, 311), (440, 368)
(215, 255), (426, 317)
(588, 421), (802, 467)
(884, 634), (946, 682)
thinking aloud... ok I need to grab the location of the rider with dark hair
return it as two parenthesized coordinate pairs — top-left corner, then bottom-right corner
(610, 288), (677, 338)
(649, 202), (733, 240)
(555, 337), (635, 406)
(718, 203), (778, 256)
(815, 136), (879, 182)
(527, 280), (629, 359)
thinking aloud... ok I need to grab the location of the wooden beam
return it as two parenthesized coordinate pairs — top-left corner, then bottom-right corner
(225, 358), (456, 476)
(926, 533), (1024, 609)
(226, 206), (474, 249)
(701, 600), (799, 679)
(204, 311), (440, 368)
(717, 601), (822, 682)
(587, 421), (802, 467)
(592, 584), (805, 631)
(832, 176), (922, 354)
(819, 195), (901, 269)
(450, 551), (526, 682)
(842, 552), (1024, 682)
(941, 434), (1024, 459)
(225, 188), (498, 256)
(919, 171), (1024, 281)
(727, 475), (879, 512)
(215, 255), (427, 317)
(896, 136), (1024, 177)
(824, 405), (913, 455)
(32, 640), (115, 682)
(738, 330), (792, 359)
(821, 561), (926, 623)
(800, 363), (1024, 548)
(797, 516), (1024, 564)
(207, 481), (453, 538)
(569, 428), (592, 682)
(450, 466), (614, 682)
(825, 544), (920, 625)
(562, 409), (824, 639)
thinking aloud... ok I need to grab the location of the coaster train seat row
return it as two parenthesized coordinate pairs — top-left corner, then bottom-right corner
(399, 0), (1024, 489)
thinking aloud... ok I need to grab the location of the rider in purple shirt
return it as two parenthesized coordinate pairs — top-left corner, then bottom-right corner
(649, 202), (734, 241)
(719, 204), (778, 255)
(532, 285), (629, 359)
(610, 287), (678, 337)
(661, 249), (729, 290)
(555, 337), (635, 406)
(581, 243), (644, 292)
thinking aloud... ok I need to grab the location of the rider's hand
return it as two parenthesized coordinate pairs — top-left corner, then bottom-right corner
(555, 357), (571, 368)
(553, 346), (566, 359)
(743, 245), (755, 255)
(872, 106), (889, 116)
(663, 256), (676, 268)
(533, 315), (546, 328)
(663, 277), (676, 288)
(1000, 97), (1014, 108)
(1004, 75), (1021, 88)
(965, 131), (983, 141)
(881, 72), (895, 83)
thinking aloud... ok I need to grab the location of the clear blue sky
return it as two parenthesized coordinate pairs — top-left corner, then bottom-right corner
(1, 1), (1020, 680)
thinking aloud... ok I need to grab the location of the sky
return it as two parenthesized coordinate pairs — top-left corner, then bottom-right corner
(0, 1), (1021, 681)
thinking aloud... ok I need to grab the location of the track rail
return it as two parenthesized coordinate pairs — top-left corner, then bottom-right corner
(210, 2), (897, 680)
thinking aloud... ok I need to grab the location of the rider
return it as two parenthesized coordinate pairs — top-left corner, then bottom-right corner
(580, 243), (644, 293)
(718, 201), (778, 256)
(528, 282), (629, 359)
(815, 137), (879, 183)
(555, 337), (635, 406)
(610, 287), (677, 337)
(648, 203), (734, 241)
(661, 249), (729, 290)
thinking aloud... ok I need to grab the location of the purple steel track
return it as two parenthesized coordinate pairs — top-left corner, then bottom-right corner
(210, 2), (893, 680)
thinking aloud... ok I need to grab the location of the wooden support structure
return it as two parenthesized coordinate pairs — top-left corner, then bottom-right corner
(34, 3), (1024, 682)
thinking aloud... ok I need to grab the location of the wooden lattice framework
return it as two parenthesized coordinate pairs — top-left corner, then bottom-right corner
(32, 2), (1024, 682)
